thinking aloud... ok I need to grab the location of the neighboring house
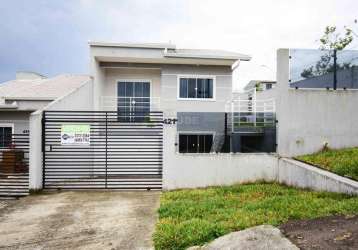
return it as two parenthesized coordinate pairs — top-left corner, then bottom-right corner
(0, 72), (91, 196)
(242, 80), (276, 101)
(0, 72), (91, 141)
(244, 80), (276, 91)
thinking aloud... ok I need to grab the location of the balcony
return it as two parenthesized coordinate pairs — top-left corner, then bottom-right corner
(101, 96), (161, 111)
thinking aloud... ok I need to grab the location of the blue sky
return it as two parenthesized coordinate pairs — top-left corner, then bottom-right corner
(1, 0), (357, 89)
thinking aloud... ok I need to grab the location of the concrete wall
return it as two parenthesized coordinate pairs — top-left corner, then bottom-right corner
(162, 123), (278, 189)
(163, 123), (358, 194)
(29, 80), (93, 190)
(276, 49), (358, 157)
(278, 158), (358, 195)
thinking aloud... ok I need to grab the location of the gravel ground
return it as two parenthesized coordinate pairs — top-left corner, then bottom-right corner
(0, 191), (160, 250)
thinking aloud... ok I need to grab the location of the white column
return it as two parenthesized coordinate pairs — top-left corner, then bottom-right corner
(29, 111), (43, 190)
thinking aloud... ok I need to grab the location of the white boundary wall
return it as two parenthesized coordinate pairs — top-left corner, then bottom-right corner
(163, 120), (357, 194)
(278, 158), (358, 195)
(162, 122), (279, 190)
(29, 80), (93, 190)
(276, 49), (358, 157)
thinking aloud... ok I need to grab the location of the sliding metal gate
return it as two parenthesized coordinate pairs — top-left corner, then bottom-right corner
(0, 134), (29, 196)
(42, 111), (163, 190)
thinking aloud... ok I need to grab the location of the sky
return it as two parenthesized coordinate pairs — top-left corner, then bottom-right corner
(1, 0), (358, 90)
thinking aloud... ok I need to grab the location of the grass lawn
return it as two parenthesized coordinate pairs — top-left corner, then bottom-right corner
(153, 183), (358, 250)
(296, 147), (358, 181)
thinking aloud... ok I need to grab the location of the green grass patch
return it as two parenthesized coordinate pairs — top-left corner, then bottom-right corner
(296, 147), (358, 181)
(153, 183), (358, 250)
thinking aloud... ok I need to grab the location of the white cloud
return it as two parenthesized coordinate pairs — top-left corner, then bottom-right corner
(1, 0), (357, 87)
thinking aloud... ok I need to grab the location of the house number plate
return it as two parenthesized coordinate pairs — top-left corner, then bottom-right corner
(163, 118), (177, 124)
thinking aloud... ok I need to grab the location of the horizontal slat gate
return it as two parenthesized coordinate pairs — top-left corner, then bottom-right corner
(0, 134), (29, 197)
(43, 111), (163, 190)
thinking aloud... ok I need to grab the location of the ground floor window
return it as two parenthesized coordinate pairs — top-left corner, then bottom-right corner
(178, 134), (213, 153)
(0, 125), (13, 148)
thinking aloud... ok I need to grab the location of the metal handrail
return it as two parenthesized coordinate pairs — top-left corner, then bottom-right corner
(101, 96), (161, 110)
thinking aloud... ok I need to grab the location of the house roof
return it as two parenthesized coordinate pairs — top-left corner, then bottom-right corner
(163, 48), (251, 61)
(89, 41), (176, 50)
(89, 41), (251, 63)
(0, 74), (91, 100)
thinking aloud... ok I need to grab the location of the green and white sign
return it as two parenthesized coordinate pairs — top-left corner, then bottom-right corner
(61, 124), (90, 145)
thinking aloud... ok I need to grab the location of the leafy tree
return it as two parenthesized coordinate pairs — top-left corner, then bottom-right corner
(300, 25), (354, 78)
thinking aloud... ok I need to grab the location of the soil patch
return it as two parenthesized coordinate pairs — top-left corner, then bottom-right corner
(280, 215), (358, 250)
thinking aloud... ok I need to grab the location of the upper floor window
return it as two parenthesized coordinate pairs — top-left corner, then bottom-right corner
(179, 77), (214, 99)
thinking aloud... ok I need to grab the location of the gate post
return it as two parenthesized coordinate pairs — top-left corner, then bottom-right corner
(105, 112), (108, 188)
(41, 111), (46, 189)
(29, 111), (44, 191)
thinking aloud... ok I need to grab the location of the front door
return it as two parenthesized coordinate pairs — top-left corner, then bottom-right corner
(117, 81), (150, 122)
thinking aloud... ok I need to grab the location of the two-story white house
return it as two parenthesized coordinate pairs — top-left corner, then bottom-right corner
(2, 42), (278, 193)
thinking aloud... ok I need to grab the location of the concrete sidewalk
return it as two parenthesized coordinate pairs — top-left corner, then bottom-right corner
(0, 191), (160, 250)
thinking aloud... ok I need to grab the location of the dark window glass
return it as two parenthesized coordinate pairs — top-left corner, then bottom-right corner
(0, 127), (12, 148)
(198, 134), (205, 153)
(187, 135), (197, 153)
(178, 134), (213, 153)
(142, 82), (150, 113)
(179, 134), (188, 153)
(205, 79), (213, 98)
(179, 78), (188, 98)
(204, 135), (213, 152)
(134, 82), (143, 97)
(188, 78), (196, 98)
(197, 79), (204, 98)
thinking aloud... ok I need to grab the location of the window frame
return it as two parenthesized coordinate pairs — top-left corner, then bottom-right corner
(0, 123), (14, 148)
(177, 75), (216, 101)
(177, 132), (215, 154)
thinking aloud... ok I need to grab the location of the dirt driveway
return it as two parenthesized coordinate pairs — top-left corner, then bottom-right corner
(0, 191), (160, 250)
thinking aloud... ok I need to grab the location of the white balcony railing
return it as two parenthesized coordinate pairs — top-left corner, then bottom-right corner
(101, 96), (161, 111)
(226, 88), (276, 132)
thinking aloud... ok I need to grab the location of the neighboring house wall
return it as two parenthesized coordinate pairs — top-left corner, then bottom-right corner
(0, 111), (31, 134)
(256, 88), (276, 100)
(276, 49), (358, 157)
(4, 100), (52, 111)
(29, 80), (94, 190)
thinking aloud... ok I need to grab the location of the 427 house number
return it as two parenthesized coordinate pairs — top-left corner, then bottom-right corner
(163, 118), (177, 124)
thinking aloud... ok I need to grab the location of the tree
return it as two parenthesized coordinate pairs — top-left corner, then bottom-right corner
(319, 26), (353, 50)
(300, 25), (354, 79)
